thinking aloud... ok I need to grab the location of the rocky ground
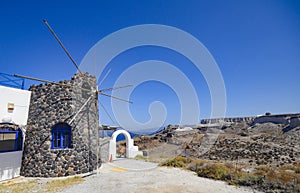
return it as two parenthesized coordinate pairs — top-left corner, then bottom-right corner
(131, 120), (300, 166)
(116, 116), (300, 192)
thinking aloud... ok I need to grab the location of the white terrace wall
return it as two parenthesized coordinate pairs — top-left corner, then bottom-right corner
(0, 86), (31, 125)
(0, 151), (23, 181)
(0, 86), (31, 182)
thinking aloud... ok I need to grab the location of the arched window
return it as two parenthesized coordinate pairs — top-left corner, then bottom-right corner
(0, 124), (23, 153)
(51, 123), (72, 149)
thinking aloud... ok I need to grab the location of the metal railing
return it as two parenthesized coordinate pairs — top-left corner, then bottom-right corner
(0, 72), (25, 89)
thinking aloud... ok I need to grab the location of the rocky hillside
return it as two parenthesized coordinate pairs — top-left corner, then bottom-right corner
(133, 114), (300, 166)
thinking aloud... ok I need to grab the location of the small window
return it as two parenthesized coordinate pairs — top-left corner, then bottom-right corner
(51, 123), (72, 149)
(0, 128), (23, 153)
(82, 82), (91, 99)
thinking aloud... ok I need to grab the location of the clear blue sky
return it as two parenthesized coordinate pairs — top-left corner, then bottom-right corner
(0, 0), (299, 129)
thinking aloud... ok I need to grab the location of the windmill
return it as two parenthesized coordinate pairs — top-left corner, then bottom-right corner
(17, 19), (132, 176)
(15, 19), (132, 124)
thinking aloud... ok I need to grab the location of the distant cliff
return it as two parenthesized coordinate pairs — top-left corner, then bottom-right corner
(200, 113), (300, 128)
(201, 116), (255, 124)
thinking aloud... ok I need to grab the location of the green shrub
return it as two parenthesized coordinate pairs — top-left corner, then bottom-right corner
(265, 112), (271, 116)
(188, 161), (206, 172)
(134, 154), (148, 161)
(237, 174), (265, 186)
(159, 156), (192, 168)
(197, 163), (230, 180)
(160, 157), (300, 192)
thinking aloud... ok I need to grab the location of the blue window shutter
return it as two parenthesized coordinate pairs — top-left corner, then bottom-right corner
(51, 123), (72, 149)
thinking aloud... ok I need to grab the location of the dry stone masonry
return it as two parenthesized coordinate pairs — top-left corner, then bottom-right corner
(21, 73), (100, 177)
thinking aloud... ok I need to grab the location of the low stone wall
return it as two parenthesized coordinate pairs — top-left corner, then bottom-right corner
(99, 137), (111, 163)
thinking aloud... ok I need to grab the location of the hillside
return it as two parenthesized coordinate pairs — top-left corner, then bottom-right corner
(124, 114), (300, 192)
(132, 114), (300, 166)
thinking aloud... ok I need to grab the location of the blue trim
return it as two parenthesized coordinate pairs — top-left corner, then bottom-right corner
(51, 123), (72, 149)
(14, 131), (18, 150)
(0, 128), (23, 153)
(0, 72), (25, 89)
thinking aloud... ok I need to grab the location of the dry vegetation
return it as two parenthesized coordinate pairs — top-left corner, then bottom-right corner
(134, 154), (149, 161)
(0, 179), (38, 193)
(160, 156), (300, 193)
(136, 118), (300, 192)
(43, 176), (84, 193)
(0, 176), (84, 193)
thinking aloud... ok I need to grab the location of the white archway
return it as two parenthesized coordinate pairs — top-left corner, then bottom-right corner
(109, 130), (142, 161)
(112, 130), (132, 144)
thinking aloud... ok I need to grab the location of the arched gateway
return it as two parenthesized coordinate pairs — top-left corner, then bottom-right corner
(109, 130), (142, 161)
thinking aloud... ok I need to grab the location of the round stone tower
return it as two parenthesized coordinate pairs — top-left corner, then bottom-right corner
(21, 73), (99, 177)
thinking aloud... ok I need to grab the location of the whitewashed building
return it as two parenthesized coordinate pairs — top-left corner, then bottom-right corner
(0, 85), (31, 181)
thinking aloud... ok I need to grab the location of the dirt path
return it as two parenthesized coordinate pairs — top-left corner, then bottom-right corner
(59, 159), (258, 193)
(148, 143), (182, 162)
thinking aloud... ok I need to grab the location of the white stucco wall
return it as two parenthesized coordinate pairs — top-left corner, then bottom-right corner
(0, 151), (23, 181)
(0, 85), (31, 181)
(0, 85), (31, 125)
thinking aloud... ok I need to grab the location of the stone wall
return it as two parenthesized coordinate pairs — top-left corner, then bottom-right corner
(98, 138), (111, 162)
(21, 73), (100, 177)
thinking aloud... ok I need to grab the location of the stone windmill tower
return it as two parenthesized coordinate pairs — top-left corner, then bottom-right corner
(20, 20), (131, 177)
(21, 73), (99, 177)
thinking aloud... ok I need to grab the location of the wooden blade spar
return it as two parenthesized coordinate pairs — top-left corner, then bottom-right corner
(100, 93), (133, 104)
(17, 19), (134, 104)
(98, 84), (133, 92)
(14, 74), (133, 103)
(43, 19), (82, 74)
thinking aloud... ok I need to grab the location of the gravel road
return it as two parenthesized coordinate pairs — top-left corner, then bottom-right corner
(59, 159), (258, 193)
